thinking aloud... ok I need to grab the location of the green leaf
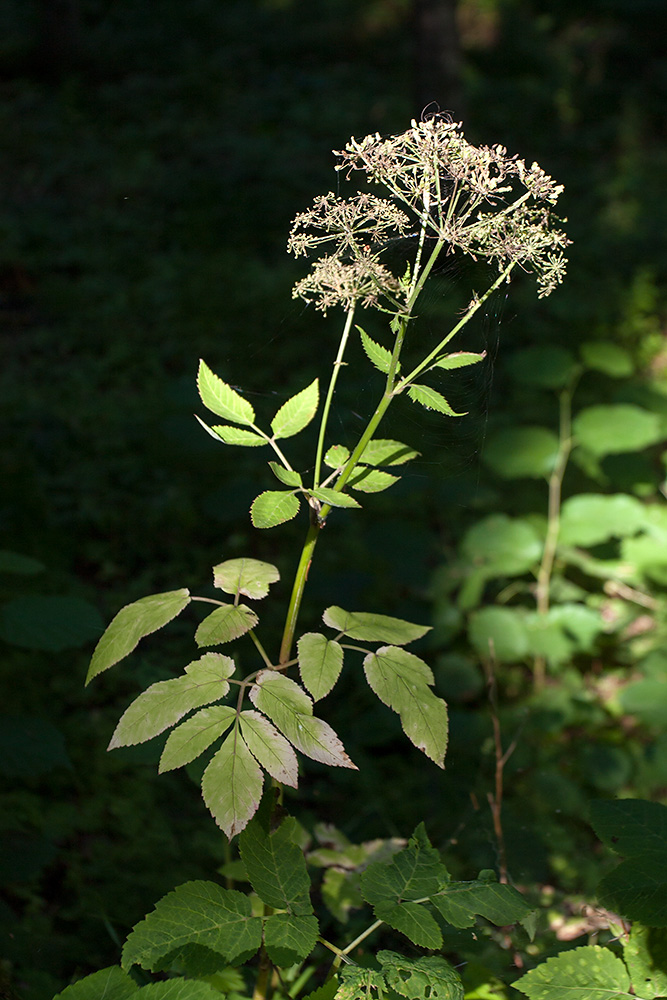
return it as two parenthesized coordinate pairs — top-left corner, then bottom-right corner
(483, 427), (560, 479)
(359, 327), (395, 374)
(303, 979), (339, 1000)
(86, 589), (191, 684)
(197, 359), (255, 425)
(618, 678), (667, 729)
(590, 800), (667, 857)
(433, 351), (486, 370)
(109, 653), (236, 749)
(135, 983), (222, 999)
(337, 966), (385, 1000)
(359, 439), (420, 466)
(407, 384), (465, 416)
(251, 491), (301, 528)
(598, 857), (667, 927)
(309, 487), (361, 508)
(53, 967), (139, 1000)
(202, 727), (264, 837)
(0, 550), (44, 575)
(210, 425), (267, 447)
(510, 345), (579, 389)
(378, 951), (464, 1000)
(514, 945), (632, 1000)
(264, 912), (319, 966)
(363, 647), (448, 767)
(623, 924), (667, 999)
(239, 817), (313, 913)
(559, 493), (647, 546)
(0, 595), (104, 652)
(461, 515), (542, 578)
(348, 468), (400, 493)
(361, 825), (448, 905)
(375, 900), (443, 949)
(195, 604), (258, 646)
(239, 711), (298, 787)
(581, 342), (634, 378)
(160, 705), (237, 772)
(268, 462), (303, 487)
(249, 671), (357, 769)
(324, 444), (350, 468)
(323, 607), (430, 644)
(271, 379), (319, 439)
(298, 632), (344, 700)
(468, 607), (529, 662)
(573, 405), (662, 457)
(432, 879), (533, 929)
(213, 558), (280, 600)
(122, 880), (262, 971)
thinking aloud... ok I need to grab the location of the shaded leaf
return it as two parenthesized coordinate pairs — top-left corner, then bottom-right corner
(264, 913), (319, 966)
(109, 653), (236, 749)
(197, 359), (255, 425)
(348, 468), (400, 493)
(251, 491), (300, 528)
(461, 514), (542, 578)
(0, 550), (44, 575)
(202, 728), (264, 837)
(323, 607), (430, 644)
(590, 800), (667, 857)
(514, 945), (632, 1000)
(239, 817), (313, 913)
(160, 705), (237, 773)
(378, 951), (464, 1000)
(0, 715), (71, 777)
(580, 342), (633, 378)
(122, 880), (262, 971)
(468, 607), (529, 662)
(359, 327), (395, 374)
(598, 857), (667, 927)
(363, 647), (448, 767)
(269, 462), (303, 487)
(87, 589), (191, 684)
(310, 487), (361, 508)
(53, 967), (139, 1000)
(407, 384), (465, 416)
(137, 983), (222, 999)
(240, 711), (298, 787)
(337, 966), (385, 1000)
(432, 878), (532, 929)
(195, 603), (258, 647)
(359, 439), (420, 466)
(271, 379), (319, 439)
(511, 345), (579, 389)
(434, 350), (486, 370)
(623, 924), (667, 999)
(213, 558), (280, 601)
(374, 900), (442, 949)
(298, 632), (344, 700)
(0, 595), (103, 652)
(361, 825), (448, 905)
(483, 426), (559, 479)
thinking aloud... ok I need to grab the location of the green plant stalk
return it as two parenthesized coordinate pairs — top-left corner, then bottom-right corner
(534, 387), (573, 690)
(313, 304), (356, 488)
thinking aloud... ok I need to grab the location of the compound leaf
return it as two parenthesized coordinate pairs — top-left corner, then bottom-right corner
(359, 439), (419, 466)
(202, 727), (264, 837)
(121, 880), (262, 971)
(514, 946), (632, 1000)
(240, 711), (298, 787)
(197, 359), (255, 426)
(298, 632), (344, 701)
(378, 951), (464, 1000)
(323, 607), (430, 645)
(363, 647), (448, 767)
(86, 589), (191, 684)
(251, 491), (301, 529)
(407, 385), (465, 417)
(271, 379), (319, 439)
(239, 817), (313, 914)
(109, 653), (236, 749)
(160, 705), (237, 773)
(264, 912), (319, 967)
(195, 604), (258, 646)
(213, 558), (280, 601)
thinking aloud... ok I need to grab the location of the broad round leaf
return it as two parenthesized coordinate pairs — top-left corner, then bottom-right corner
(0, 595), (104, 652)
(468, 607), (529, 662)
(213, 558), (280, 600)
(580, 341), (633, 377)
(510, 345), (578, 388)
(559, 493), (646, 546)
(461, 514), (542, 578)
(324, 444), (350, 468)
(483, 426), (559, 479)
(573, 404), (662, 457)
(514, 945), (631, 1000)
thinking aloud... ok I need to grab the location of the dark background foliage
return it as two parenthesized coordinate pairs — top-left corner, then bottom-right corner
(1, 1), (666, 996)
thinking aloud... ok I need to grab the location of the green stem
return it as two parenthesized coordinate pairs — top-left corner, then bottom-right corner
(278, 519), (320, 664)
(314, 305), (356, 488)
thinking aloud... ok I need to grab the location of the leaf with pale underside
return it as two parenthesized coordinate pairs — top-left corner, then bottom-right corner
(323, 607), (430, 645)
(407, 385), (466, 417)
(251, 491), (301, 528)
(269, 462), (303, 487)
(298, 632), (344, 700)
(359, 439), (419, 466)
(202, 726), (264, 837)
(310, 487), (361, 509)
(433, 351), (486, 370)
(271, 379), (319, 439)
(195, 604), (258, 646)
(197, 359), (255, 425)
(86, 589), (191, 684)
(363, 646), (448, 767)
(213, 558), (280, 601)
(240, 711), (298, 787)
(250, 671), (356, 769)
(348, 468), (399, 493)
(514, 945), (633, 1000)
(159, 705), (237, 772)
(109, 653), (235, 749)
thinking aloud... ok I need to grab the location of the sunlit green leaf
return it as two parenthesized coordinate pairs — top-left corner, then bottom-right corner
(202, 727), (264, 837)
(121, 880), (262, 971)
(210, 425), (267, 447)
(359, 439), (420, 466)
(109, 653), (236, 749)
(407, 384), (465, 416)
(514, 945), (632, 1000)
(195, 604), (258, 646)
(348, 468), (399, 493)
(363, 646), (448, 766)
(86, 589), (191, 684)
(159, 705), (237, 773)
(268, 462), (303, 487)
(298, 632), (344, 700)
(433, 351), (486, 370)
(310, 487), (361, 508)
(197, 359), (255, 425)
(324, 444), (350, 468)
(378, 951), (464, 1000)
(240, 711), (298, 787)
(213, 558), (280, 600)
(559, 493), (646, 546)
(239, 817), (313, 913)
(323, 606), (430, 644)
(359, 327), (395, 374)
(483, 426), (559, 479)
(573, 405), (662, 457)
(271, 379), (319, 439)
(251, 491), (301, 528)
